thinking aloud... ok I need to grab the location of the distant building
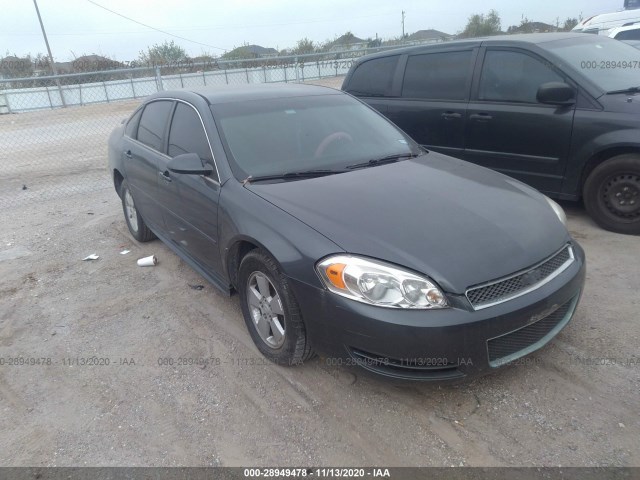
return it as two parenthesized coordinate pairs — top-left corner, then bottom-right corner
(507, 21), (557, 34)
(406, 29), (454, 43)
(328, 33), (369, 52)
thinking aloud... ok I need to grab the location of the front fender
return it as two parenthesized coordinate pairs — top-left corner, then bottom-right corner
(218, 180), (343, 288)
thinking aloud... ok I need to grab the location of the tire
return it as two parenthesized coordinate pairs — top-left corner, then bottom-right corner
(120, 179), (156, 242)
(238, 249), (314, 366)
(584, 154), (640, 235)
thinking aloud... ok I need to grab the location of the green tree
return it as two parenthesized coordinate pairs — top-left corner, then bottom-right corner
(292, 38), (315, 55)
(138, 40), (189, 67)
(0, 53), (34, 78)
(221, 43), (259, 60)
(459, 10), (502, 38)
(562, 18), (579, 31)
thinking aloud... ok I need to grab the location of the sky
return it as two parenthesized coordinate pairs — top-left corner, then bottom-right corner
(1, 0), (623, 62)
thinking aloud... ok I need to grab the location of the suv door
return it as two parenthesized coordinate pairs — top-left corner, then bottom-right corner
(165, 101), (223, 276)
(386, 49), (476, 158)
(464, 48), (576, 193)
(122, 99), (174, 232)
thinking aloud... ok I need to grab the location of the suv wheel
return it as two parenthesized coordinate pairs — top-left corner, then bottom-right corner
(584, 154), (640, 235)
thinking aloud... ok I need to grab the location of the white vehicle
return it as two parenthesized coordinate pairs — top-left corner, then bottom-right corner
(608, 23), (640, 40)
(572, 10), (640, 35)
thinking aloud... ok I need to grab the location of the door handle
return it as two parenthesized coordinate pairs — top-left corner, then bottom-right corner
(159, 171), (172, 183)
(441, 112), (462, 120)
(124, 150), (132, 158)
(469, 113), (493, 121)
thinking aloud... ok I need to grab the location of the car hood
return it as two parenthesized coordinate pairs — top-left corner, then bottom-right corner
(246, 153), (570, 294)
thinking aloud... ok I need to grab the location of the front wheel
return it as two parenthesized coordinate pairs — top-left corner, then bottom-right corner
(238, 249), (314, 366)
(584, 154), (640, 235)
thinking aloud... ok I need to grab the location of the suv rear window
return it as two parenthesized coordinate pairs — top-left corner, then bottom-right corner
(402, 51), (472, 101)
(345, 55), (399, 97)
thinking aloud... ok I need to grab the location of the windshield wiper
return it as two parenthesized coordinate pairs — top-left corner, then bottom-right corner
(345, 152), (420, 170)
(606, 86), (640, 95)
(243, 169), (346, 184)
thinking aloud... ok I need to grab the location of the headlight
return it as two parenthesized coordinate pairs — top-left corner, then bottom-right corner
(545, 196), (567, 226)
(316, 255), (448, 309)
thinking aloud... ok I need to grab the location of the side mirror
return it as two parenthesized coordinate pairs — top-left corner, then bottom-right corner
(167, 153), (213, 176)
(537, 82), (576, 106)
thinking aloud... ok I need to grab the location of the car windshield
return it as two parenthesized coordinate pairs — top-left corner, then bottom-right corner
(543, 35), (640, 93)
(212, 93), (419, 180)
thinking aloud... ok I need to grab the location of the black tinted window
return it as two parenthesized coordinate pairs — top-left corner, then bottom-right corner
(125, 108), (142, 138)
(616, 29), (640, 40)
(402, 51), (472, 100)
(479, 50), (563, 103)
(168, 103), (212, 163)
(137, 101), (173, 152)
(346, 56), (399, 96)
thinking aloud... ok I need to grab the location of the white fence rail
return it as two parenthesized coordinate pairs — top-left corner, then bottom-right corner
(1, 57), (358, 113)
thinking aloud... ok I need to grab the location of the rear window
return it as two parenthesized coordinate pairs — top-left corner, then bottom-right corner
(615, 29), (640, 40)
(402, 51), (473, 101)
(345, 55), (399, 97)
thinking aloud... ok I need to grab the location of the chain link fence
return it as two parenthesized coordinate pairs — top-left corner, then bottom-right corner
(0, 44), (422, 207)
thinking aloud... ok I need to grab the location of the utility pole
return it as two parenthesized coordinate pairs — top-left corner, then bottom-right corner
(33, 0), (66, 107)
(401, 10), (406, 39)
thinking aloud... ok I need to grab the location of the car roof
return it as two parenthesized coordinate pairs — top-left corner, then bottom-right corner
(354, 32), (591, 60)
(610, 22), (640, 34)
(147, 83), (340, 105)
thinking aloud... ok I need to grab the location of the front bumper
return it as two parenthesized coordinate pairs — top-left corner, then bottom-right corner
(291, 242), (586, 381)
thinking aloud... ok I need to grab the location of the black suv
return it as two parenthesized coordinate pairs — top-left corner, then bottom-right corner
(342, 33), (640, 234)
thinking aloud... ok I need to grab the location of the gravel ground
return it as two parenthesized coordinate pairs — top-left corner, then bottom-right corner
(0, 76), (638, 467)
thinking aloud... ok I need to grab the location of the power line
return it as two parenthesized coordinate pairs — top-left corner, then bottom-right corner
(85, 0), (229, 51)
(4, 12), (394, 37)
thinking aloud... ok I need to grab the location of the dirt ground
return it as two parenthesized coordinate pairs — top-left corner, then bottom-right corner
(0, 76), (638, 467)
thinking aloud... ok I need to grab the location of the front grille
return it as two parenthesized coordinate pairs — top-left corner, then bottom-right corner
(466, 245), (574, 310)
(487, 296), (576, 366)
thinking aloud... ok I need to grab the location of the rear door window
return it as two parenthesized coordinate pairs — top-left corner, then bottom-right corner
(402, 51), (473, 100)
(345, 55), (399, 97)
(137, 100), (173, 152)
(125, 108), (142, 138)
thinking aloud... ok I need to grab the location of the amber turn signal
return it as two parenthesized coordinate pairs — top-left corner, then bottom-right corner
(325, 263), (347, 289)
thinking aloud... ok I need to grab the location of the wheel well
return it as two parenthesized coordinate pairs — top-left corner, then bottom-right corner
(113, 169), (124, 198)
(227, 240), (259, 291)
(582, 147), (640, 193)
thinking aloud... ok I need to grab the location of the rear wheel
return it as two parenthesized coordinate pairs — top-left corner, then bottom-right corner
(120, 179), (156, 242)
(584, 154), (640, 235)
(238, 249), (314, 366)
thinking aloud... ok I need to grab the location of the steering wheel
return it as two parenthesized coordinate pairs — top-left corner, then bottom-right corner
(314, 131), (354, 158)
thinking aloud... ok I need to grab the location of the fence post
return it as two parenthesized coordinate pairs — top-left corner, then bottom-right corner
(180, 73), (184, 88)
(104, 82), (110, 103)
(224, 68), (228, 85)
(131, 77), (136, 98)
(263, 66), (267, 83)
(284, 66), (288, 83)
(295, 57), (300, 83)
(79, 84), (84, 106)
(245, 67), (250, 84)
(317, 61), (321, 79)
(155, 66), (164, 91)
(202, 71), (207, 86)
(45, 86), (53, 109)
